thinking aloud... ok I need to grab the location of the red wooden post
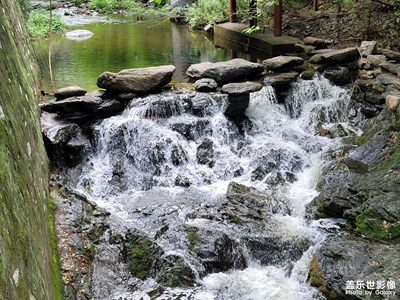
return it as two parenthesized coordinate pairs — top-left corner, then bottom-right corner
(274, 0), (282, 37)
(230, 0), (237, 23)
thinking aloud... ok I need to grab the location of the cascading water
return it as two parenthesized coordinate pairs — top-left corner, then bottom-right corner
(72, 74), (353, 300)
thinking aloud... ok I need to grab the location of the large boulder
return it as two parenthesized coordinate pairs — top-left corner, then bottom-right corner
(262, 56), (304, 72)
(193, 78), (218, 92)
(322, 66), (351, 85)
(186, 59), (264, 85)
(97, 65), (176, 93)
(320, 47), (359, 64)
(220, 81), (263, 94)
(358, 41), (377, 57)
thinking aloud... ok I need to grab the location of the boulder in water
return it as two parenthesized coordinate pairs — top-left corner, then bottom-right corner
(65, 29), (94, 41)
(186, 59), (264, 85)
(196, 138), (215, 167)
(322, 66), (351, 85)
(97, 65), (176, 93)
(320, 47), (359, 64)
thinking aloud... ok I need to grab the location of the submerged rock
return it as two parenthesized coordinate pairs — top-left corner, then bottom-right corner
(97, 65), (176, 93)
(65, 29), (94, 41)
(186, 58), (264, 85)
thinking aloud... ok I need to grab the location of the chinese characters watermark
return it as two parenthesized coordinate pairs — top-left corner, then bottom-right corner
(345, 280), (397, 296)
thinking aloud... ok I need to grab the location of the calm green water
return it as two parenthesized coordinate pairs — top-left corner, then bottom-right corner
(34, 20), (232, 93)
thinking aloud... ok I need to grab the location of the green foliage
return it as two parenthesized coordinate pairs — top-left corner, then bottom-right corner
(27, 9), (66, 37)
(128, 240), (153, 280)
(186, 0), (227, 29)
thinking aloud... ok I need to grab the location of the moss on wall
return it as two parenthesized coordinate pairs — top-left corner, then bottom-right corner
(0, 0), (62, 299)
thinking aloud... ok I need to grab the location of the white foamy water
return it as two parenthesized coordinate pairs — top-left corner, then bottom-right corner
(71, 75), (352, 299)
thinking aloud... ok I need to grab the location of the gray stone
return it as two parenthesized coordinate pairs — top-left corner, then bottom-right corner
(320, 47), (359, 63)
(97, 65), (176, 93)
(40, 112), (80, 145)
(221, 81), (263, 95)
(378, 62), (400, 76)
(376, 73), (400, 89)
(322, 66), (351, 85)
(303, 36), (332, 49)
(262, 56), (304, 71)
(193, 78), (218, 92)
(264, 72), (298, 86)
(308, 54), (322, 64)
(186, 59), (264, 84)
(300, 70), (317, 80)
(196, 138), (214, 167)
(357, 57), (372, 70)
(382, 49), (400, 62)
(358, 40), (377, 57)
(55, 86), (87, 100)
(40, 95), (103, 115)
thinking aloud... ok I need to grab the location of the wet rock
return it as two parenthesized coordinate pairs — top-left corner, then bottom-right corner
(264, 72), (298, 87)
(300, 70), (316, 80)
(262, 56), (304, 72)
(322, 66), (351, 85)
(170, 119), (210, 140)
(155, 254), (196, 287)
(129, 93), (183, 119)
(41, 95), (102, 115)
(55, 86), (87, 100)
(190, 93), (219, 116)
(187, 227), (247, 274)
(310, 234), (400, 299)
(175, 174), (191, 187)
(226, 181), (290, 215)
(312, 109), (400, 241)
(308, 54), (323, 64)
(303, 36), (332, 49)
(221, 82), (262, 117)
(97, 65), (176, 93)
(382, 49), (400, 62)
(193, 78), (218, 92)
(358, 41), (377, 57)
(186, 58), (264, 85)
(320, 47), (359, 64)
(65, 29), (94, 41)
(41, 112), (90, 167)
(196, 138), (214, 167)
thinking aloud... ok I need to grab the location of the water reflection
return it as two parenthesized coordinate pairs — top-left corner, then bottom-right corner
(34, 20), (231, 92)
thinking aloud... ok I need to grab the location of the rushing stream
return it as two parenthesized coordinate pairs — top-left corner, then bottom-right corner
(71, 75), (352, 299)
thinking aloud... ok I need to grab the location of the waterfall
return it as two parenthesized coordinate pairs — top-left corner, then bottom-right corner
(72, 74), (352, 300)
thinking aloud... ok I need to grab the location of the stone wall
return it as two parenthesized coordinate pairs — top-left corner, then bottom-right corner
(0, 0), (62, 299)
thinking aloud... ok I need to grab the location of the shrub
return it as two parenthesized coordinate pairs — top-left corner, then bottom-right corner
(27, 9), (66, 37)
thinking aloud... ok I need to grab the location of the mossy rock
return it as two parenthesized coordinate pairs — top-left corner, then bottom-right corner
(128, 239), (154, 280)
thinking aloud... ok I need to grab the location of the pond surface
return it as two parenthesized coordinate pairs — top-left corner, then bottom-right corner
(34, 19), (237, 93)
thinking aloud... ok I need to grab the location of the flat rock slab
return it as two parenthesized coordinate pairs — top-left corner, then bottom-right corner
(303, 36), (332, 49)
(55, 86), (87, 100)
(264, 72), (298, 86)
(186, 59), (264, 85)
(320, 47), (359, 63)
(378, 62), (400, 76)
(376, 73), (400, 89)
(40, 95), (103, 115)
(382, 49), (400, 62)
(65, 29), (94, 41)
(366, 54), (387, 66)
(262, 56), (304, 72)
(97, 65), (176, 93)
(221, 82), (263, 95)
